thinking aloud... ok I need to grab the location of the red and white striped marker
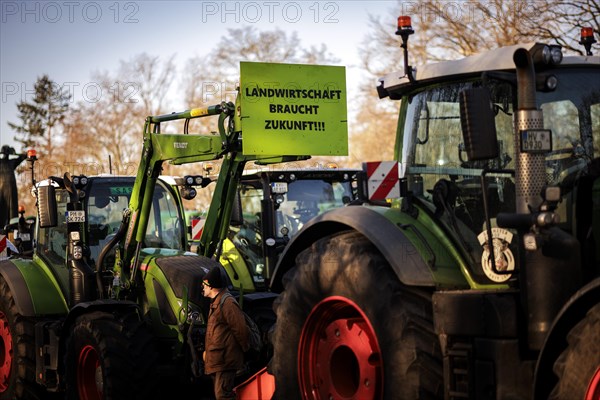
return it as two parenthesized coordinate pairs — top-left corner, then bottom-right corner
(364, 161), (400, 201)
(0, 235), (6, 258)
(191, 218), (205, 240)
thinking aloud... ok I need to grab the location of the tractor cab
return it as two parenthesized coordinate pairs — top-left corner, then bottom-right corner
(220, 168), (359, 292)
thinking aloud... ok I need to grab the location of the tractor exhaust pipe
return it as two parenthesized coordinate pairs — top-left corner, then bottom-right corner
(512, 48), (581, 350)
(513, 48), (545, 213)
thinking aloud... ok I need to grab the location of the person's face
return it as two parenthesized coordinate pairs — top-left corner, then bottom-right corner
(202, 280), (215, 298)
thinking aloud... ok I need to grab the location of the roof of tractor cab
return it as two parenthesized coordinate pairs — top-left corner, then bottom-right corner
(241, 168), (360, 182)
(378, 42), (600, 99)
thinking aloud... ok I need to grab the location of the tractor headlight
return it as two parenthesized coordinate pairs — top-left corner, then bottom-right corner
(73, 245), (83, 260)
(542, 45), (552, 64)
(549, 45), (563, 64)
(180, 186), (197, 200)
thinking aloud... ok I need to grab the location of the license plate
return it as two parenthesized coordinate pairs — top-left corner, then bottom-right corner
(520, 129), (552, 153)
(271, 182), (288, 194)
(66, 210), (86, 223)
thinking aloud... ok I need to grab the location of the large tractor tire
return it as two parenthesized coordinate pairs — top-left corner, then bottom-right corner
(549, 302), (600, 400)
(0, 275), (45, 400)
(65, 310), (156, 400)
(271, 231), (443, 400)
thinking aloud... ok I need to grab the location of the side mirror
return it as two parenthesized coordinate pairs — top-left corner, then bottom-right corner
(37, 185), (58, 228)
(229, 190), (243, 227)
(459, 87), (499, 161)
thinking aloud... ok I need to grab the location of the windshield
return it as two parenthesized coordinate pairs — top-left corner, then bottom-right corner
(87, 178), (185, 265)
(400, 68), (600, 279)
(228, 174), (357, 284)
(275, 179), (353, 237)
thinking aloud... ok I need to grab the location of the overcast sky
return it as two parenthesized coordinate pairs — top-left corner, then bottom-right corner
(1, 1), (402, 151)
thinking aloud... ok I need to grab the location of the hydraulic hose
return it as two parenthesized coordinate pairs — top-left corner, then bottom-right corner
(95, 219), (128, 298)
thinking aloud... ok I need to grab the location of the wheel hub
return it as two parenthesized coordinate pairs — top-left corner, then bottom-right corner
(0, 311), (13, 393)
(298, 296), (383, 399)
(586, 366), (600, 400)
(78, 345), (103, 400)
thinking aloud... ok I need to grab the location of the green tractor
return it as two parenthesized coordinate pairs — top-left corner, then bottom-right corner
(0, 61), (348, 399)
(212, 168), (360, 294)
(268, 19), (600, 399)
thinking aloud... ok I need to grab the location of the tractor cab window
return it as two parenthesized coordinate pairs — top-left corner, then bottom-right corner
(226, 173), (357, 288)
(404, 81), (516, 235)
(276, 179), (350, 237)
(86, 179), (185, 269)
(401, 69), (600, 283)
(145, 187), (183, 249)
(220, 183), (265, 288)
(36, 187), (70, 282)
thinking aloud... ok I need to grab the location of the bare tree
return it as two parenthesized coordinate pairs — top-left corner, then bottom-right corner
(119, 53), (177, 116)
(352, 0), (599, 164)
(62, 73), (142, 171)
(62, 54), (176, 173)
(184, 26), (338, 109)
(518, 0), (600, 54)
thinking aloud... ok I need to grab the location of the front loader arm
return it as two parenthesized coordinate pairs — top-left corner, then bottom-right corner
(119, 103), (234, 283)
(113, 94), (311, 290)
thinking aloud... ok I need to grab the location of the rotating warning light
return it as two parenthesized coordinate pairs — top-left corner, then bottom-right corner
(580, 27), (597, 56)
(581, 27), (596, 42)
(27, 149), (37, 159)
(396, 16), (414, 35)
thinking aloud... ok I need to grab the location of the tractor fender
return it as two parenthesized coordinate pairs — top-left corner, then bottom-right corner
(270, 205), (434, 292)
(62, 299), (142, 330)
(0, 259), (68, 316)
(533, 277), (600, 399)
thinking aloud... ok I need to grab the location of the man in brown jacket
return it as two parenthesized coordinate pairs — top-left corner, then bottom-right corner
(202, 266), (249, 399)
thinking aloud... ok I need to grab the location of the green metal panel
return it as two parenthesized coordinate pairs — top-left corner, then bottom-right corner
(220, 239), (256, 293)
(380, 206), (509, 290)
(10, 257), (68, 315)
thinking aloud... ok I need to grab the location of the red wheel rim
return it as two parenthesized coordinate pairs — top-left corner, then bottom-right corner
(586, 366), (600, 400)
(0, 311), (13, 393)
(298, 296), (383, 399)
(77, 345), (103, 400)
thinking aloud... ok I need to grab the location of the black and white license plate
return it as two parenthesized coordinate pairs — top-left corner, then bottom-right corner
(66, 210), (86, 223)
(520, 129), (552, 153)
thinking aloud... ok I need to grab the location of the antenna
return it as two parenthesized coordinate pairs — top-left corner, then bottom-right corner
(109, 155), (113, 175)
